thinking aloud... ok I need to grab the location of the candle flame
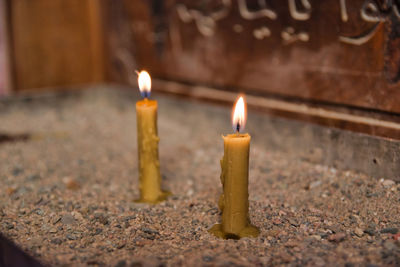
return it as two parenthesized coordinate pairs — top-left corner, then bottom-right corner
(138, 70), (151, 98)
(232, 95), (247, 133)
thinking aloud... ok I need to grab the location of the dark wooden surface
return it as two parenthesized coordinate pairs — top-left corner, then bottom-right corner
(153, 79), (400, 139)
(105, 0), (400, 115)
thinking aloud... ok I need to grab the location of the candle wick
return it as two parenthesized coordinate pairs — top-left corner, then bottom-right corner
(142, 91), (151, 99)
(236, 123), (240, 135)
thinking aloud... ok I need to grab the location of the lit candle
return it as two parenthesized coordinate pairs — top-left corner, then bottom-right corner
(209, 95), (259, 239)
(135, 70), (170, 203)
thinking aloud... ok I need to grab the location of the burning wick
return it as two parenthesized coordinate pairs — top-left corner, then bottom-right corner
(137, 70), (151, 99)
(232, 96), (246, 134)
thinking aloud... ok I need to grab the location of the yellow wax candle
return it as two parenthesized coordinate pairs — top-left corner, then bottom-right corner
(135, 71), (169, 203)
(209, 96), (259, 239)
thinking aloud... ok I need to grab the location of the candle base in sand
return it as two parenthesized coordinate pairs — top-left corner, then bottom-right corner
(134, 190), (171, 204)
(208, 223), (259, 239)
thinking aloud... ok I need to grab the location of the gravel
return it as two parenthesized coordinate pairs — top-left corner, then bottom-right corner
(61, 214), (76, 225)
(0, 88), (399, 266)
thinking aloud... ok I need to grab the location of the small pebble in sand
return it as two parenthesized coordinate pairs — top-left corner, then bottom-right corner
(328, 233), (346, 242)
(381, 179), (395, 188)
(354, 228), (364, 237)
(61, 214), (76, 225)
(6, 186), (17, 196)
(308, 180), (322, 190)
(364, 227), (376, 236)
(63, 177), (81, 190)
(381, 228), (398, 234)
(392, 233), (400, 241)
(310, 235), (322, 241)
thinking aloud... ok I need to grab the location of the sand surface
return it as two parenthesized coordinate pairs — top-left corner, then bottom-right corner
(0, 88), (399, 266)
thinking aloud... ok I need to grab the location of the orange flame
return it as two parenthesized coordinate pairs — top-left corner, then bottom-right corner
(232, 95), (247, 132)
(138, 70), (151, 98)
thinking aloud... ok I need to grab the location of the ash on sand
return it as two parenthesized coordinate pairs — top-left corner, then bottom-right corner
(0, 89), (399, 266)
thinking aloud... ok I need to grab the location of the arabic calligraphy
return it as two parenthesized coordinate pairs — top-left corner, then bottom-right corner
(288, 0), (312, 21)
(340, 0), (348, 22)
(176, 0), (400, 46)
(253, 26), (271, 39)
(237, 0), (277, 20)
(281, 27), (309, 44)
(340, 0), (400, 45)
(176, 0), (231, 37)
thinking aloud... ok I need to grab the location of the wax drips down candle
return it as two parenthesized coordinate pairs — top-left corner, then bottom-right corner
(135, 71), (170, 203)
(209, 95), (260, 239)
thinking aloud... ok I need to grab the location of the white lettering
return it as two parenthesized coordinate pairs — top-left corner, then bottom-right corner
(288, 0), (311, 21)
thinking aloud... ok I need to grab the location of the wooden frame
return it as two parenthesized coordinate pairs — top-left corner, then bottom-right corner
(0, 0), (12, 95)
(153, 79), (400, 140)
(7, 0), (106, 91)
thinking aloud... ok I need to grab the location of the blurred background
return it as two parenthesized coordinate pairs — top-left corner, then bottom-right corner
(0, 0), (399, 139)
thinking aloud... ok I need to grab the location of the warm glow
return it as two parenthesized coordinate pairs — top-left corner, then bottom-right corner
(138, 70), (151, 98)
(232, 96), (247, 133)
